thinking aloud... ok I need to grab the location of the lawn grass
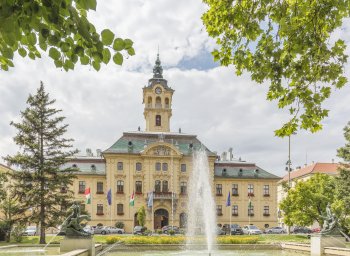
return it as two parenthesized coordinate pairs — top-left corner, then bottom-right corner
(0, 234), (310, 246)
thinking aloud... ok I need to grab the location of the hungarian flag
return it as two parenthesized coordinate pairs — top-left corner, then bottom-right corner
(85, 187), (91, 204)
(129, 191), (135, 206)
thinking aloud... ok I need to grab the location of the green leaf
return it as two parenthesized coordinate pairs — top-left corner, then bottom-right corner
(54, 60), (63, 68)
(18, 48), (27, 58)
(113, 52), (123, 65)
(92, 60), (100, 71)
(124, 39), (133, 49)
(49, 47), (61, 60)
(80, 56), (89, 65)
(101, 29), (114, 45)
(87, 0), (97, 10)
(113, 38), (125, 51)
(28, 33), (37, 45)
(28, 52), (35, 60)
(2, 48), (14, 59)
(102, 48), (111, 64)
(127, 47), (135, 56)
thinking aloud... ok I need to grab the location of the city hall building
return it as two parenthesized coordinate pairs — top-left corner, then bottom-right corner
(65, 55), (281, 232)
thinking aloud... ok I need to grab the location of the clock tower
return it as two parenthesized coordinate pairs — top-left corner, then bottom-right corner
(143, 54), (174, 132)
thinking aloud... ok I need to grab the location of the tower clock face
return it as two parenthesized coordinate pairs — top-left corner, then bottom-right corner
(155, 87), (162, 94)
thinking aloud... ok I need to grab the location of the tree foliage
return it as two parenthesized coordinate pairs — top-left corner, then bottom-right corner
(0, 0), (135, 71)
(4, 82), (78, 244)
(0, 196), (23, 242)
(137, 206), (146, 227)
(202, 0), (349, 136)
(334, 121), (350, 233)
(279, 173), (336, 227)
(0, 172), (7, 201)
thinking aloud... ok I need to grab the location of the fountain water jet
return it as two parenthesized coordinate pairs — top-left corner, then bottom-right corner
(186, 148), (217, 254)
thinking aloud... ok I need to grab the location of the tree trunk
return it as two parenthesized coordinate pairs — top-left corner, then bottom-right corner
(39, 204), (46, 244)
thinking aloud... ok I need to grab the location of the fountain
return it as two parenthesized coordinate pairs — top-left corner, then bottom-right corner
(186, 148), (217, 255)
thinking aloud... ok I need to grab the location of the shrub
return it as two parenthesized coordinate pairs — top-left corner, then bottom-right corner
(217, 236), (259, 244)
(11, 225), (24, 243)
(115, 222), (125, 229)
(169, 230), (175, 236)
(97, 223), (103, 227)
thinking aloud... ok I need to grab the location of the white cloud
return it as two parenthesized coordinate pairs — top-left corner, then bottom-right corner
(1, 1), (350, 178)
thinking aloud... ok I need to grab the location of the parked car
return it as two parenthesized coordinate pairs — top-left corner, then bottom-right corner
(83, 226), (94, 235)
(264, 226), (286, 234)
(107, 227), (125, 234)
(133, 226), (147, 234)
(162, 226), (179, 234)
(22, 226), (37, 236)
(93, 226), (111, 235)
(242, 225), (262, 235)
(312, 227), (321, 233)
(292, 227), (312, 234)
(228, 224), (244, 235)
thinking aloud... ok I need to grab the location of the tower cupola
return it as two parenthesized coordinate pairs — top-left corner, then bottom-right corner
(143, 54), (174, 132)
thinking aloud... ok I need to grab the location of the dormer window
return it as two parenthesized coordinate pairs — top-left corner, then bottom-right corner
(72, 164), (77, 168)
(91, 164), (96, 172)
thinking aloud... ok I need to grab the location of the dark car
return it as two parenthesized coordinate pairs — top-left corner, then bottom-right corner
(223, 224), (244, 235)
(293, 227), (312, 234)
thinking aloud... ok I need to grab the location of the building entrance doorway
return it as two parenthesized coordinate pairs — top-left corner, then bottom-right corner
(154, 208), (169, 230)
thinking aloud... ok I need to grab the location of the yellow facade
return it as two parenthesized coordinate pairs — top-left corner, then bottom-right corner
(68, 55), (280, 232)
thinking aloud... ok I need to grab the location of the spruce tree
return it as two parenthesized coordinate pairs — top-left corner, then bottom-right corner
(335, 121), (350, 233)
(4, 82), (78, 244)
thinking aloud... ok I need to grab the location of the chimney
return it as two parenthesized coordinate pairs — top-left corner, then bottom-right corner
(96, 149), (102, 157)
(228, 148), (233, 161)
(86, 148), (92, 157)
(332, 159), (334, 164)
(221, 152), (227, 161)
(179, 128), (182, 133)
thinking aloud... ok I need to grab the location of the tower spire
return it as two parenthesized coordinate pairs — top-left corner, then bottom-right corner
(153, 50), (163, 79)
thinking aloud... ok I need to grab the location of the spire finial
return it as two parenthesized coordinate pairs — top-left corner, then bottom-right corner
(153, 48), (163, 78)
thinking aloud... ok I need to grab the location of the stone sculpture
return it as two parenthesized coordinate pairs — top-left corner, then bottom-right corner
(61, 201), (91, 237)
(320, 203), (340, 236)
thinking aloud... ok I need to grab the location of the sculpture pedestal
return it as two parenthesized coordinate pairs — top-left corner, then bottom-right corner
(60, 237), (95, 256)
(311, 235), (345, 256)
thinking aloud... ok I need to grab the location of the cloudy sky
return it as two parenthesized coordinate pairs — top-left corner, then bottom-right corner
(1, 0), (350, 177)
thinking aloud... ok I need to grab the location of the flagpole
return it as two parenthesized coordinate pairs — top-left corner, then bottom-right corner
(152, 192), (154, 233)
(229, 206), (232, 235)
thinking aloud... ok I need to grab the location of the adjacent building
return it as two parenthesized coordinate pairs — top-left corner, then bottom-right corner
(277, 162), (339, 228)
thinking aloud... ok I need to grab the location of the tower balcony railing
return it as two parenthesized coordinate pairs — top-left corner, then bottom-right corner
(155, 103), (162, 108)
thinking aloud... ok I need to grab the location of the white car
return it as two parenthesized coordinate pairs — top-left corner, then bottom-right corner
(22, 226), (37, 236)
(242, 225), (262, 235)
(107, 227), (125, 234)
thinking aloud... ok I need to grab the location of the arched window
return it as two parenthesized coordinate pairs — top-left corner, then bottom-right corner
(165, 98), (169, 108)
(117, 180), (124, 193)
(162, 180), (168, 192)
(155, 96), (162, 108)
(156, 115), (161, 126)
(162, 163), (168, 171)
(155, 180), (161, 193)
(147, 96), (152, 107)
